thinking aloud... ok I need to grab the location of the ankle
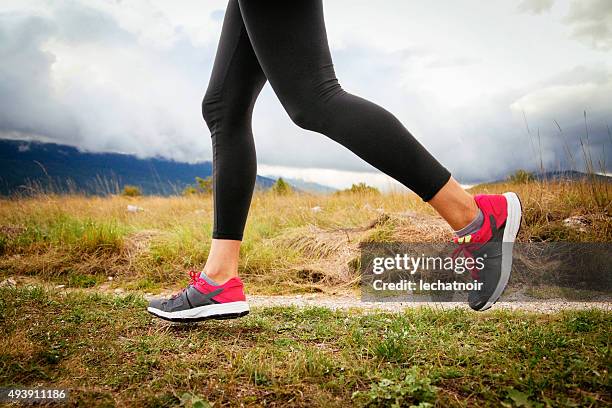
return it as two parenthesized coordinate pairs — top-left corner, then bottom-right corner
(454, 207), (484, 236)
(428, 177), (481, 231)
(455, 202), (480, 231)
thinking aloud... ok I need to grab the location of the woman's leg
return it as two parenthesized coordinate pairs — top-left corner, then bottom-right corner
(148, 0), (265, 321)
(237, 0), (479, 230)
(238, 1), (469, 211)
(201, 0), (267, 283)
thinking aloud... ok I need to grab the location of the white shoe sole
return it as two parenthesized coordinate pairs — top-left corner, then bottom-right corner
(480, 192), (522, 311)
(148, 301), (250, 322)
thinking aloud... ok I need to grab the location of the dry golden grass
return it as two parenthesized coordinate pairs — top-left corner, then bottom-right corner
(0, 179), (609, 294)
(471, 179), (611, 242)
(0, 330), (37, 358)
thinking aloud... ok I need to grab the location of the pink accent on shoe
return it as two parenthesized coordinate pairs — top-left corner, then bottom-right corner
(452, 194), (509, 279)
(193, 275), (246, 303)
(454, 194), (508, 244)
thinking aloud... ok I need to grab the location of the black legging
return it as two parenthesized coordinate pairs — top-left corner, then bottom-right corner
(202, 0), (451, 240)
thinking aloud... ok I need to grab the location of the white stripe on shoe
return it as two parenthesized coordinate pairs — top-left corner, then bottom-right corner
(147, 301), (250, 321)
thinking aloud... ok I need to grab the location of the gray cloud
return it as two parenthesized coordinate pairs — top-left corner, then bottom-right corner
(0, 1), (216, 162)
(0, 13), (78, 141)
(565, 0), (612, 50)
(518, 1), (612, 51)
(456, 65), (612, 182)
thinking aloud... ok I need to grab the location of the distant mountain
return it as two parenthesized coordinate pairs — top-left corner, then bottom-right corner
(487, 170), (611, 185)
(533, 170), (611, 183)
(281, 177), (337, 193)
(2, 139), (606, 196)
(0, 139), (276, 195)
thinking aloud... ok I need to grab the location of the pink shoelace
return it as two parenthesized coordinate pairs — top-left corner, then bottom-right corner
(170, 270), (200, 299)
(451, 242), (484, 280)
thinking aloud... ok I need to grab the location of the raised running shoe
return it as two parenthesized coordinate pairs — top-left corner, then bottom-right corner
(453, 192), (522, 311)
(147, 271), (249, 322)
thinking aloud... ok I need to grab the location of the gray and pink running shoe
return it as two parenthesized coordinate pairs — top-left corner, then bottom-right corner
(147, 271), (249, 322)
(453, 192), (522, 311)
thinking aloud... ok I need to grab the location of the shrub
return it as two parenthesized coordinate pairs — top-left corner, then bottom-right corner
(508, 169), (535, 184)
(195, 176), (213, 194)
(183, 177), (213, 195)
(122, 185), (142, 197)
(271, 177), (292, 195)
(182, 186), (198, 196)
(339, 182), (380, 195)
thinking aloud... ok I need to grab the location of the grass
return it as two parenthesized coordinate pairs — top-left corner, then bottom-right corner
(0, 183), (609, 406)
(0, 286), (609, 407)
(0, 179), (609, 294)
(470, 180), (611, 242)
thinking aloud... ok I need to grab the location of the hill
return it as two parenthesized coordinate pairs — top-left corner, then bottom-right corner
(283, 177), (337, 193)
(533, 170), (611, 183)
(0, 139), (278, 195)
(487, 169), (611, 186)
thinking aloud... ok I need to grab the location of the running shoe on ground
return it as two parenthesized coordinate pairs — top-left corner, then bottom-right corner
(147, 271), (249, 322)
(453, 192), (522, 311)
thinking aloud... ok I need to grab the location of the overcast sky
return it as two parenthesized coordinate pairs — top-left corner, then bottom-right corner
(1, 0), (611, 189)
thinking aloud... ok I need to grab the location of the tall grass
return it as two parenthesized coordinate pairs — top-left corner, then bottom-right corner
(520, 110), (610, 209)
(0, 176), (609, 293)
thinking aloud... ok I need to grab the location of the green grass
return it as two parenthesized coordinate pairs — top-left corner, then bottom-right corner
(1, 286), (609, 407)
(7, 214), (127, 254)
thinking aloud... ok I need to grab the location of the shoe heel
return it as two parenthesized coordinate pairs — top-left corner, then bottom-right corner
(481, 192), (522, 311)
(502, 192), (522, 242)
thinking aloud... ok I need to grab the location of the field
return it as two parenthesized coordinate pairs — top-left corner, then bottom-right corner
(1, 179), (611, 406)
(1, 179), (610, 294)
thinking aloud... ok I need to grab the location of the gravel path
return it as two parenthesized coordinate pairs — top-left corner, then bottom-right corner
(248, 294), (611, 313)
(3, 277), (609, 313)
(246, 294), (612, 313)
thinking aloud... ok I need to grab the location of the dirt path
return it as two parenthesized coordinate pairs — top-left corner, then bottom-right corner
(3, 276), (609, 313)
(247, 294), (610, 313)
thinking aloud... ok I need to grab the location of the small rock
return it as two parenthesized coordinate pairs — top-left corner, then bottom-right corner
(114, 288), (124, 294)
(0, 278), (16, 288)
(311, 206), (322, 213)
(126, 205), (144, 213)
(563, 215), (589, 233)
(108, 276), (114, 281)
(55, 284), (66, 289)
